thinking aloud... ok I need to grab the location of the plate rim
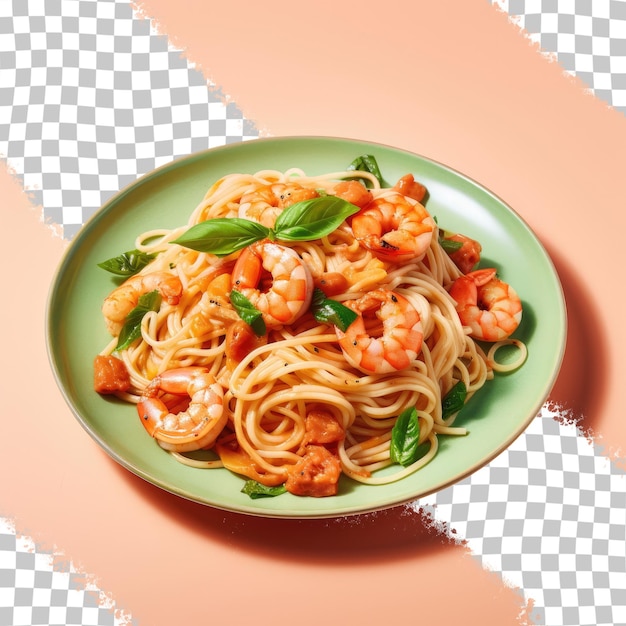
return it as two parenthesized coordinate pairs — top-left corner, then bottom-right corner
(45, 135), (568, 518)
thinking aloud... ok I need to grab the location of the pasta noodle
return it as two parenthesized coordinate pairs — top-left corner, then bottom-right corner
(93, 162), (527, 498)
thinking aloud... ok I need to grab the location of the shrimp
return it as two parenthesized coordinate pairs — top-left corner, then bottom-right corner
(102, 271), (183, 336)
(231, 240), (314, 327)
(448, 268), (522, 341)
(336, 289), (423, 374)
(137, 366), (227, 452)
(277, 183), (319, 208)
(238, 182), (319, 227)
(351, 193), (436, 263)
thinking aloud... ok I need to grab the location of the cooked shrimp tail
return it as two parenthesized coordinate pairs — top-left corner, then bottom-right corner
(231, 240), (314, 327)
(137, 366), (227, 452)
(238, 182), (319, 227)
(336, 289), (423, 374)
(102, 271), (182, 336)
(449, 268), (522, 341)
(351, 194), (435, 263)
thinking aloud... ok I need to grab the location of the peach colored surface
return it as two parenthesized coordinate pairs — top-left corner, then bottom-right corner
(137, 0), (626, 457)
(2, 1), (624, 625)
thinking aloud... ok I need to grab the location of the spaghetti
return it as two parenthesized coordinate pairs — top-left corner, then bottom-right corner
(93, 160), (526, 498)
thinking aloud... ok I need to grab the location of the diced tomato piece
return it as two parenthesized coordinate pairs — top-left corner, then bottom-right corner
(285, 445), (341, 497)
(93, 354), (131, 394)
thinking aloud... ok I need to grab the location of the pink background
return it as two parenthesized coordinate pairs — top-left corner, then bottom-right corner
(2, 1), (625, 624)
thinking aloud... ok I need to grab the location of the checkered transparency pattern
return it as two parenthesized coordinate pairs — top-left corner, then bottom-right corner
(416, 406), (626, 626)
(1, 2), (626, 626)
(0, 0), (258, 240)
(491, 0), (626, 114)
(0, 518), (129, 626)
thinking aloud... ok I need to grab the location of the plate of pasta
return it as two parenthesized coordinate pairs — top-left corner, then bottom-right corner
(47, 136), (566, 518)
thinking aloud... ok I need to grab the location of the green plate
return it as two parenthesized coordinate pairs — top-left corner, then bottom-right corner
(46, 136), (566, 518)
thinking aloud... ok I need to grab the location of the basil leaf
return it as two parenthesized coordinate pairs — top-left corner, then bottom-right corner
(347, 154), (385, 187)
(230, 289), (266, 336)
(439, 237), (464, 253)
(390, 407), (420, 467)
(172, 197), (358, 257)
(97, 249), (157, 276)
(241, 480), (287, 499)
(310, 288), (358, 332)
(115, 290), (162, 351)
(172, 218), (270, 256)
(273, 196), (360, 241)
(311, 287), (327, 308)
(441, 381), (467, 419)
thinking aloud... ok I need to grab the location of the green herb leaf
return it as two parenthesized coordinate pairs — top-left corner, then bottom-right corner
(310, 288), (358, 332)
(230, 289), (266, 336)
(172, 197), (358, 257)
(241, 480), (287, 499)
(390, 406), (421, 467)
(439, 237), (464, 253)
(441, 381), (467, 419)
(273, 196), (360, 241)
(115, 290), (162, 351)
(438, 229), (464, 253)
(97, 249), (157, 276)
(347, 154), (385, 187)
(171, 218), (270, 256)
